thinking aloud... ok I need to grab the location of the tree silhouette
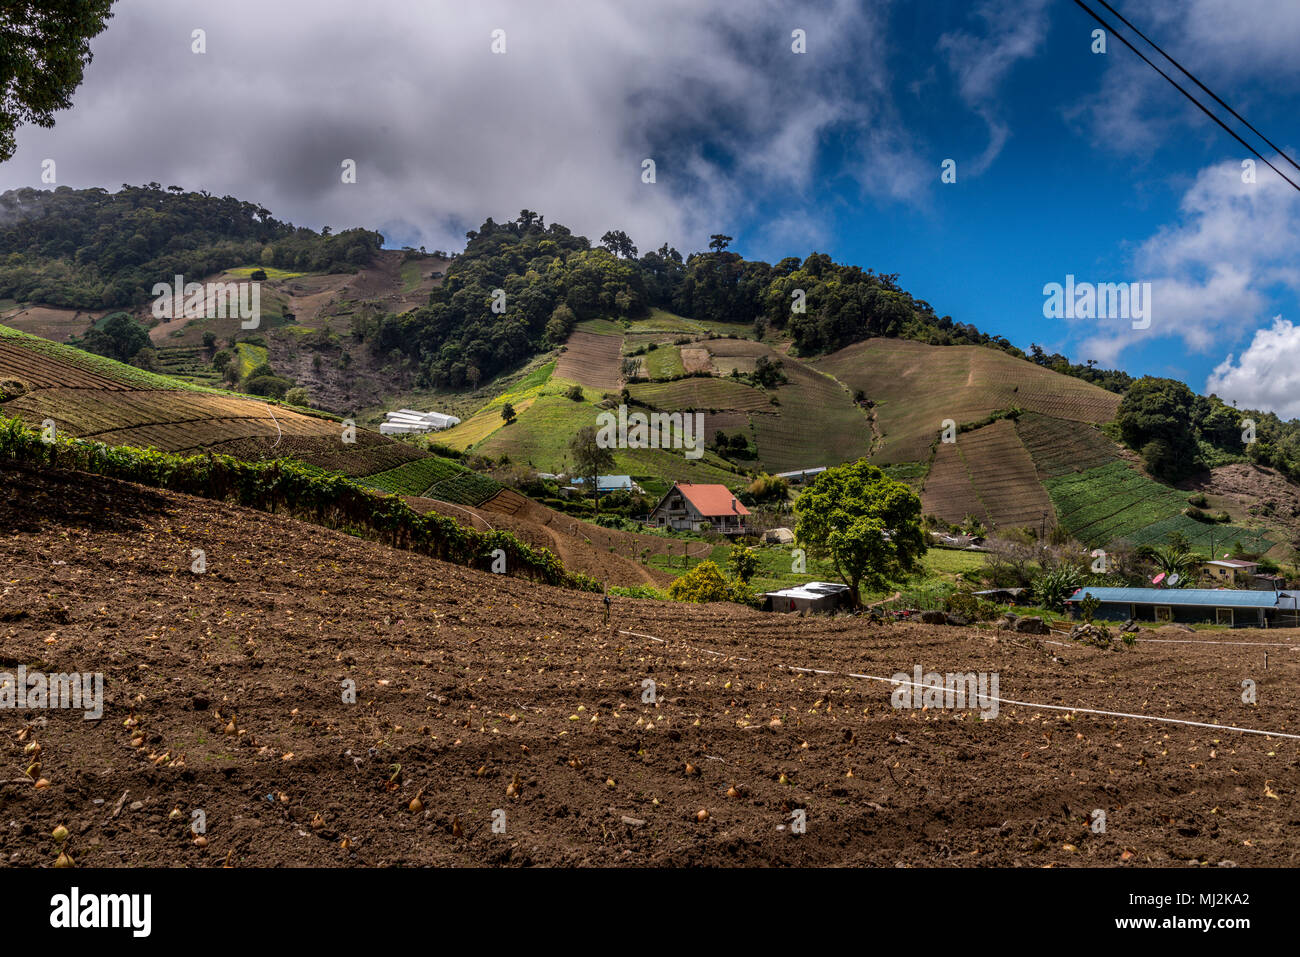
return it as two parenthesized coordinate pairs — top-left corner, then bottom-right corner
(0, 0), (116, 160)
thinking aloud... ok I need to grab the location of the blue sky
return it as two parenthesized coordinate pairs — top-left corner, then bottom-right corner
(719, 1), (1300, 408)
(2, 0), (1299, 414)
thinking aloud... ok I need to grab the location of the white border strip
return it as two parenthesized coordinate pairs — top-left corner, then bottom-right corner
(617, 629), (1300, 741)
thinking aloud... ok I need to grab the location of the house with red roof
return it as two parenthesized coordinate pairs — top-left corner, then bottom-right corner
(648, 481), (750, 535)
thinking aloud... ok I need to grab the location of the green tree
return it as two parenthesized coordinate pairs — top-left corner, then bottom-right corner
(1117, 377), (1203, 480)
(501, 401), (517, 425)
(0, 0), (116, 160)
(568, 425), (614, 518)
(80, 312), (147, 362)
(792, 459), (926, 607)
(599, 229), (637, 259)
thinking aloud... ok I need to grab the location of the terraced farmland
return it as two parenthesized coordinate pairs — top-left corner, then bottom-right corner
(921, 442), (991, 527)
(206, 432), (426, 478)
(742, 346), (871, 473)
(1046, 461), (1273, 553)
(641, 344), (685, 379)
(921, 419), (1054, 529)
(360, 454), (501, 505)
(628, 377), (772, 412)
(555, 329), (623, 390)
(813, 339), (1121, 464)
(1016, 411), (1122, 478)
(2, 387), (340, 450)
(0, 324), (407, 466)
(475, 393), (597, 467)
(155, 344), (223, 386)
(435, 395), (538, 451)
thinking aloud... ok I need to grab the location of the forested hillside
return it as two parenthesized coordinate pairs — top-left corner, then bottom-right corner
(0, 184), (382, 309)
(385, 211), (1040, 390)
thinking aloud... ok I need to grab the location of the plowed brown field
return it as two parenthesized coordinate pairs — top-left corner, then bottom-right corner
(2, 464), (1297, 867)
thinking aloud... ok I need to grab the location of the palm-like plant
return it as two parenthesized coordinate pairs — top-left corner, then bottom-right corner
(1136, 536), (1199, 586)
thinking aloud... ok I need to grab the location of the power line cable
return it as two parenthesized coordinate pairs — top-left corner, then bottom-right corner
(1093, 0), (1300, 174)
(1073, 0), (1300, 193)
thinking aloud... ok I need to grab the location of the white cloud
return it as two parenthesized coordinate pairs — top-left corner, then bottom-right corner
(1070, 0), (1300, 157)
(1206, 316), (1300, 418)
(937, 0), (1051, 176)
(0, 0), (909, 256)
(1073, 157), (1300, 362)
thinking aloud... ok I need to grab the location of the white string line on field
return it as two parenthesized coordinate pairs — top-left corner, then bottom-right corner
(1044, 635), (1298, 650)
(266, 405), (283, 450)
(1138, 637), (1300, 648)
(616, 629), (1300, 741)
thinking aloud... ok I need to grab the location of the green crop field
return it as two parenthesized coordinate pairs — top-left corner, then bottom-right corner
(1046, 461), (1272, 554)
(641, 344), (685, 379)
(358, 454), (501, 505)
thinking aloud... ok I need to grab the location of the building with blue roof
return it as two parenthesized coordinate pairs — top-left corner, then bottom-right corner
(1065, 586), (1299, 628)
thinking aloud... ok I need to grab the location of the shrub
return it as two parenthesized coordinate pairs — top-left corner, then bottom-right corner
(1079, 593), (1101, 622)
(244, 374), (294, 399)
(944, 589), (997, 621)
(666, 560), (754, 605)
(1031, 564), (1083, 611)
(728, 545), (759, 583)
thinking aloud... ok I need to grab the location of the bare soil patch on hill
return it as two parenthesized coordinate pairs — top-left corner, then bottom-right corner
(1, 464), (1297, 867)
(405, 488), (692, 587)
(0, 306), (101, 343)
(1180, 463), (1300, 552)
(555, 330), (623, 391)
